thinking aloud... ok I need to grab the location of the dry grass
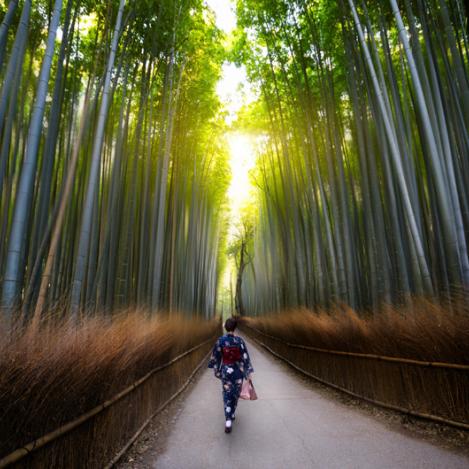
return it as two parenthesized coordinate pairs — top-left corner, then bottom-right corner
(242, 298), (469, 364)
(0, 311), (219, 459)
(241, 298), (469, 426)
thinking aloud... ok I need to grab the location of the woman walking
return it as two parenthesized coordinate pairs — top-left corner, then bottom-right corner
(208, 317), (254, 433)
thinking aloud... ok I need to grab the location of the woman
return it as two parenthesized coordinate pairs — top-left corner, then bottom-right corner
(208, 317), (254, 433)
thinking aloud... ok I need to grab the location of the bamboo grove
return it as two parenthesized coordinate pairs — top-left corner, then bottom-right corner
(235, 0), (469, 315)
(0, 0), (230, 325)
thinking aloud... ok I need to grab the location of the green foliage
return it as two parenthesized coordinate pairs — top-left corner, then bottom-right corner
(235, 0), (469, 315)
(0, 0), (232, 320)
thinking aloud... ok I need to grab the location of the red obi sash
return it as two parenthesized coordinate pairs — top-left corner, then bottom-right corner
(222, 345), (241, 365)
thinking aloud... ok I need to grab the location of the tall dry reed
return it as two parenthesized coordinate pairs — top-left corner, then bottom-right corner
(242, 298), (469, 364)
(0, 311), (219, 458)
(241, 299), (469, 427)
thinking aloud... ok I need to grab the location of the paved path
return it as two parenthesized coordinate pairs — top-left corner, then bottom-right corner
(154, 336), (468, 469)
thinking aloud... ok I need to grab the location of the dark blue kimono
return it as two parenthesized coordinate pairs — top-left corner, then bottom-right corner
(208, 333), (254, 421)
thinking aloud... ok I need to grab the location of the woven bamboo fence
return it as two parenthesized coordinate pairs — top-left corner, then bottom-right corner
(0, 335), (216, 469)
(241, 324), (469, 430)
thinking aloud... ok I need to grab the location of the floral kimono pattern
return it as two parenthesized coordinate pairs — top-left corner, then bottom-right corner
(208, 333), (254, 420)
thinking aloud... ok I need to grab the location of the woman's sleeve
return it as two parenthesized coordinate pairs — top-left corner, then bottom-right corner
(207, 339), (222, 378)
(241, 339), (254, 378)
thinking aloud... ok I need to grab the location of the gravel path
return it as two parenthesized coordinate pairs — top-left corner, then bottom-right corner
(124, 336), (469, 469)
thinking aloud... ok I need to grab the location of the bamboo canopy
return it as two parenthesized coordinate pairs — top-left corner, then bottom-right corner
(235, 0), (469, 315)
(0, 0), (468, 324)
(0, 0), (229, 324)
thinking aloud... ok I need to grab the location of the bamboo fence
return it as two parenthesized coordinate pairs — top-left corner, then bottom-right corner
(0, 335), (217, 469)
(241, 325), (469, 430)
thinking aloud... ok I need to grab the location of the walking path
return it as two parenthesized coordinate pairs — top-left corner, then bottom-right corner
(153, 336), (468, 469)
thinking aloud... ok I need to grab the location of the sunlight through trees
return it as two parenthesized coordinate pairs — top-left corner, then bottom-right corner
(234, 0), (469, 315)
(0, 0), (468, 326)
(0, 0), (230, 325)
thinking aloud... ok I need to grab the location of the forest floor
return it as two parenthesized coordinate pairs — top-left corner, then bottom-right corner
(117, 336), (469, 469)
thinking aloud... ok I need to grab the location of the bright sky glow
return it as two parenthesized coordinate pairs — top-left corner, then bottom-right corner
(218, 133), (258, 315)
(206, 0), (260, 310)
(227, 133), (257, 224)
(217, 63), (257, 125)
(204, 0), (237, 33)
(206, 0), (257, 125)
(205, 1), (259, 220)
